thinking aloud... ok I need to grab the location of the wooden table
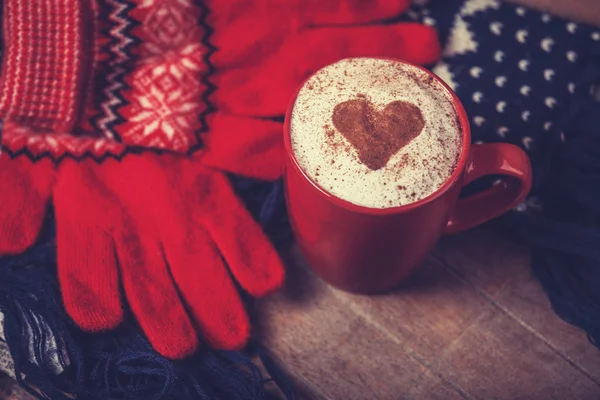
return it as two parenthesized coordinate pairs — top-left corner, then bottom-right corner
(256, 224), (600, 399)
(255, 1), (600, 398)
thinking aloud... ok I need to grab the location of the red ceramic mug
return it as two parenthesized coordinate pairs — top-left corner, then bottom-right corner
(282, 58), (533, 294)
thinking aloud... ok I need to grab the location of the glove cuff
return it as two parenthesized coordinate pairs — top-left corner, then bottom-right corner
(0, 0), (91, 132)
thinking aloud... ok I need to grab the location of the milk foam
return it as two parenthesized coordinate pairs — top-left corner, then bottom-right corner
(290, 58), (462, 209)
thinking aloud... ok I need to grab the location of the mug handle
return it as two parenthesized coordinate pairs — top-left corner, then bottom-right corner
(444, 143), (532, 235)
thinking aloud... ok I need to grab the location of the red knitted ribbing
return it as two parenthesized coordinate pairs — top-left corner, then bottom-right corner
(0, 0), (87, 132)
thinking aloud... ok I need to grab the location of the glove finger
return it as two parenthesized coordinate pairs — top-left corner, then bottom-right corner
(163, 225), (252, 350)
(115, 222), (198, 360)
(195, 169), (285, 298)
(215, 23), (441, 117)
(201, 114), (284, 180)
(295, 0), (411, 25)
(211, 0), (412, 68)
(0, 154), (54, 255)
(304, 23), (440, 69)
(54, 161), (122, 331)
(83, 155), (198, 359)
(120, 154), (252, 350)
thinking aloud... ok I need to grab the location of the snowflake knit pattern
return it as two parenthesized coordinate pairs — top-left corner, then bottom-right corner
(0, 0), (210, 159)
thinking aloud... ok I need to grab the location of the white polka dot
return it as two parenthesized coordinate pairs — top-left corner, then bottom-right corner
(470, 66), (483, 78)
(544, 122), (552, 131)
(474, 140), (484, 145)
(495, 76), (507, 87)
(473, 92), (483, 103)
(516, 29), (528, 43)
(424, 17), (436, 26)
(422, 8), (430, 15)
(541, 14), (551, 23)
(496, 101), (507, 113)
(407, 10), (419, 19)
(522, 136), (533, 149)
(522, 110), (531, 122)
(516, 7), (526, 16)
(516, 201), (527, 212)
(473, 116), (486, 126)
(567, 22), (577, 33)
(494, 50), (504, 62)
(497, 126), (509, 138)
(592, 32), (600, 41)
(490, 22), (503, 36)
(432, 62), (456, 90)
(560, 132), (566, 142)
(545, 97), (557, 108)
(544, 69), (555, 81)
(568, 83), (576, 94)
(541, 37), (554, 52)
(566, 51), (577, 62)
(518, 59), (529, 71)
(520, 85), (531, 96)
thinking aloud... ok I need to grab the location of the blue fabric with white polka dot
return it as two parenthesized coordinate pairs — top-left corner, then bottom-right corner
(401, 0), (600, 352)
(402, 0), (600, 198)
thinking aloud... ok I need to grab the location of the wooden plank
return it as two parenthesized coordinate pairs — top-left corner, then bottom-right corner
(430, 308), (600, 399)
(255, 246), (465, 400)
(433, 226), (532, 298)
(259, 228), (600, 398)
(497, 269), (600, 384)
(433, 225), (600, 384)
(330, 256), (492, 362)
(406, 370), (470, 400)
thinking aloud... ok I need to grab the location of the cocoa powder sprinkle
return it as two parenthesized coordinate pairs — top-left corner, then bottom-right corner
(288, 58), (463, 209)
(331, 96), (425, 171)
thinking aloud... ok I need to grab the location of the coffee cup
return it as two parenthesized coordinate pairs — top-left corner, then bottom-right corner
(282, 57), (532, 294)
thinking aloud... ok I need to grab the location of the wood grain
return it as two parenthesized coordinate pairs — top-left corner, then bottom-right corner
(406, 370), (470, 400)
(257, 228), (600, 398)
(255, 247), (464, 400)
(430, 308), (600, 399)
(434, 225), (600, 384)
(433, 226), (531, 298)
(330, 257), (491, 362)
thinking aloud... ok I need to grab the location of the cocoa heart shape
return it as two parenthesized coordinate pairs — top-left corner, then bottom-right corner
(331, 96), (425, 170)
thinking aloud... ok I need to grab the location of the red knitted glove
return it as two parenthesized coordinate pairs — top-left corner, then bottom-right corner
(210, 0), (441, 117)
(54, 152), (284, 359)
(198, 0), (441, 178)
(0, 152), (54, 254)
